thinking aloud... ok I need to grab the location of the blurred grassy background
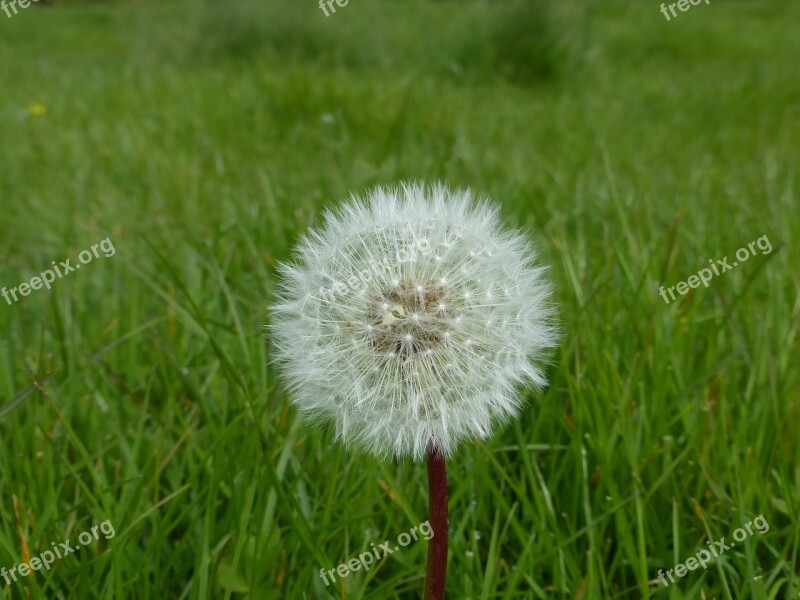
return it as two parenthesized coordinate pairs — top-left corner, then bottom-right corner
(0, 0), (798, 598)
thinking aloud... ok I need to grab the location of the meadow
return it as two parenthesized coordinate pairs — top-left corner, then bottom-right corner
(0, 0), (798, 598)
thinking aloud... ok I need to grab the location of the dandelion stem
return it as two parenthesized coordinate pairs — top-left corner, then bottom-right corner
(424, 447), (448, 600)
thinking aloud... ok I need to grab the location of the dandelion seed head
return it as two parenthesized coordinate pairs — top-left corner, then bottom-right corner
(269, 182), (559, 461)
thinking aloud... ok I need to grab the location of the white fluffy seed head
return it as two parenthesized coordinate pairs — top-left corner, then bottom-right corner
(269, 182), (559, 461)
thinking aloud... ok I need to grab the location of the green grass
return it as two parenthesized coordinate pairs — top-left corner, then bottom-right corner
(0, 0), (798, 598)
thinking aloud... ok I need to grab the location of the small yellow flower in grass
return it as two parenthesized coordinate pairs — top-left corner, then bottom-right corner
(27, 103), (46, 117)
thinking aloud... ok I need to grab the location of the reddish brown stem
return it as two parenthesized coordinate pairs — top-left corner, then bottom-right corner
(424, 447), (448, 600)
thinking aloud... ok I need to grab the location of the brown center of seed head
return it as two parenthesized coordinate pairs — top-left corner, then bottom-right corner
(366, 279), (454, 359)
